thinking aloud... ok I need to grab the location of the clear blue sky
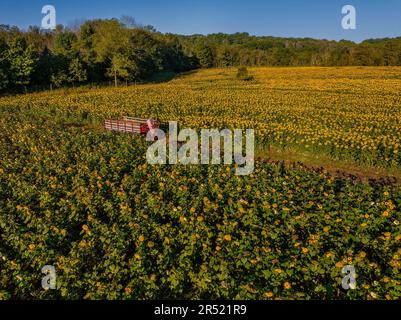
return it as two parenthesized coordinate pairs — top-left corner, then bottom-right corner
(1, 0), (400, 42)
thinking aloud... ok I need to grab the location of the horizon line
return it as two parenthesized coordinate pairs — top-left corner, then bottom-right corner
(3, 22), (401, 45)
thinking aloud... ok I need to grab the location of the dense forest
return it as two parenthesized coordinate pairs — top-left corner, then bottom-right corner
(182, 33), (401, 68)
(1, 17), (401, 93)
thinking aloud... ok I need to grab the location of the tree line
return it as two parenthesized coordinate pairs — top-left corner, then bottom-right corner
(183, 33), (401, 68)
(1, 19), (401, 93)
(0, 18), (198, 93)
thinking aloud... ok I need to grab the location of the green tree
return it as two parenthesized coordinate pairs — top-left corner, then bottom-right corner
(0, 38), (9, 90)
(53, 29), (78, 59)
(7, 37), (37, 91)
(383, 41), (401, 66)
(33, 47), (56, 87)
(194, 44), (214, 68)
(236, 66), (253, 81)
(68, 57), (87, 87)
(351, 45), (378, 66)
(50, 70), (68, 89)
(217, 46), (234, 67)
(107, 53), (133, 87)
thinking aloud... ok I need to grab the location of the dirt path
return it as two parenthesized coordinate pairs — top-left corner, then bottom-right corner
(256, 146), (401, 186)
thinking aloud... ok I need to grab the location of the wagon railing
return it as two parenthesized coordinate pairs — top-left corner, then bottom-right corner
(104, 117), (160, 135)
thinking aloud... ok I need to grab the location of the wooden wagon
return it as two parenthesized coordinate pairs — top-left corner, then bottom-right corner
(105, 117), (160, 135)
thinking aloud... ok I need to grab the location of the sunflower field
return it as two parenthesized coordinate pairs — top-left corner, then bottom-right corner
(0, 67), (400, 300)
